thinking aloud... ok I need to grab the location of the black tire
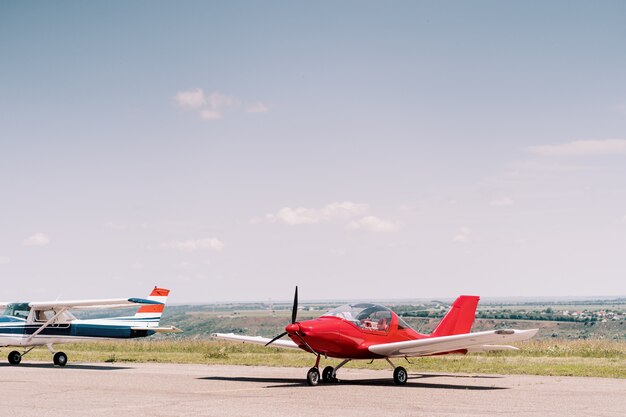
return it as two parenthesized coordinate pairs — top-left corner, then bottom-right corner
(322, 366), (334, 382)
(306, 367), (320, 386)
(8, 351), (22, 365)
(53, 352), (68, 367)
(393, 366), (408, 385)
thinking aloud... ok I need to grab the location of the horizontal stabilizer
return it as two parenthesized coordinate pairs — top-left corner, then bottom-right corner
(131, 326), (183, 333)
(127, 298), (164, 305)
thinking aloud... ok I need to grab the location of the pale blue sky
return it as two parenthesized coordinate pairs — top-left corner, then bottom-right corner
(1, 1), (626, 302)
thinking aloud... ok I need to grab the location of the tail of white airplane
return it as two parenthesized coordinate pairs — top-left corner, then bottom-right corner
(129, 287), (180, 333)
(133, 287), (170, 323)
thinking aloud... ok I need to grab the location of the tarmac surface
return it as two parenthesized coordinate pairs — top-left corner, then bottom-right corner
(1, 361), (625, 417)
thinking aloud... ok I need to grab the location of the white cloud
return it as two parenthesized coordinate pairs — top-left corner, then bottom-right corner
(23, 233), (50, 246)
(490, 197), (514, 207)
(266, 201), (369, 225)
(174, 89), (206, 108)
(274, 207), (321, 225)
(161, 238), (224, 252)
(130, 262), (144, 270)
(260, 201), (399, 233)
(529, 139), (626, 157)
(347, 216), (400, 233)
(0, 256), (9, 265)
(452, 227), (471, 243)
(246, 101), (269, 113)
(174, 89), (268, 121)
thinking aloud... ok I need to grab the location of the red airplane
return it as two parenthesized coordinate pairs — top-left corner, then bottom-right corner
(213, 287), (538, 386)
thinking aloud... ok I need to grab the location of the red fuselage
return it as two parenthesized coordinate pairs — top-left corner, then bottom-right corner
(287, 312), (424, 359)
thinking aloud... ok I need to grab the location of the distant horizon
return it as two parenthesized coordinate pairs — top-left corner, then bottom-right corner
(167, 294), (626, 306)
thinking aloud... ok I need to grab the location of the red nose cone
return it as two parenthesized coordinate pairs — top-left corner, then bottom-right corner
(286, 323), (300, 333)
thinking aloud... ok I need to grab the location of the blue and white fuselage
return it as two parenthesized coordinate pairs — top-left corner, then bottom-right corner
(0, 316), (161, 346)
(0, 287), (179, 366)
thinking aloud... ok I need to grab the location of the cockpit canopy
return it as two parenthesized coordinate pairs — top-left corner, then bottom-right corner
(2, 303), (31, 319)
(1, 303), (76, 323)
(323, 303), (413, 332)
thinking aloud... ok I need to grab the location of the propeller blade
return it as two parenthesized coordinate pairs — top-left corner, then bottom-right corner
(265, 331), (288, 346)
(291, 285), (298, 324)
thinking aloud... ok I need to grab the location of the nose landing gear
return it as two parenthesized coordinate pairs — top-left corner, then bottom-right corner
(306, 354), (322, 385)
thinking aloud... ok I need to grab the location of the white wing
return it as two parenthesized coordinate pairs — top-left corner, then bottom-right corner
(28, 297), (162, 310)
(368, 329), (538, 357)
(212, 333), (300, 349)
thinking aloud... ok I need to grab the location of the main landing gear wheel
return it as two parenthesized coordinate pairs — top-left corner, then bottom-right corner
(393, 366), (408, 385)
(53, 352), (68, 367)
(8, 351), (22, 365)
(306, 367), (320, 386)
(322, 366), (335, 382)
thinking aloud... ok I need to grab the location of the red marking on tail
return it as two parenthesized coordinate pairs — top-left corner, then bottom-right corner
(431, 295), (479, 337)
(137, 304), (165, 314)
(135, 287), (170, 316)
(150, 287), (170, 297)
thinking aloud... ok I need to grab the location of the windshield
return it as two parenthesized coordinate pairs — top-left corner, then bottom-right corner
(324, 303), (415, 332)
(2, 303), (31, 319)
(323, 303), (393, 332)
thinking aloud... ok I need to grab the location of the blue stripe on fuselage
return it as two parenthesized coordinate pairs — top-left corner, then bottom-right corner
(0, 323), (155, 339)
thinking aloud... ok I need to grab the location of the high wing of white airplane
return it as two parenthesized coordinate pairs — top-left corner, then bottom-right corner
(0, 287), (181, 367)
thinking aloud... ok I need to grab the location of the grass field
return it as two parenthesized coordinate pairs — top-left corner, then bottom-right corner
(11, 338), (626, 379)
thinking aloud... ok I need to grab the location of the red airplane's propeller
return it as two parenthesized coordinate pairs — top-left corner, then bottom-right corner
(266, 286), (316, 353)
(291, 285), (298, 324)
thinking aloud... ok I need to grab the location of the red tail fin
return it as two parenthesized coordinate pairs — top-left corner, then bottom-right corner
(431, 295), (479, 337)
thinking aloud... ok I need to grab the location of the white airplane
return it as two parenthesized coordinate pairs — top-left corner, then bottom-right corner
(0, 286), (180, 366)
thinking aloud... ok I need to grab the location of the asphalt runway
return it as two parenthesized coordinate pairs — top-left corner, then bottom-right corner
(1, 362), (624, 417)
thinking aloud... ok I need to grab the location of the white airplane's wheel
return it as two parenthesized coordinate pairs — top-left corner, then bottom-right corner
(322, 366), (334, 382)
(53, 352), (68, 367)
(306, 367), (320, 386)
(393, 366), (408, 385)
(8, 351), (22, 365)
